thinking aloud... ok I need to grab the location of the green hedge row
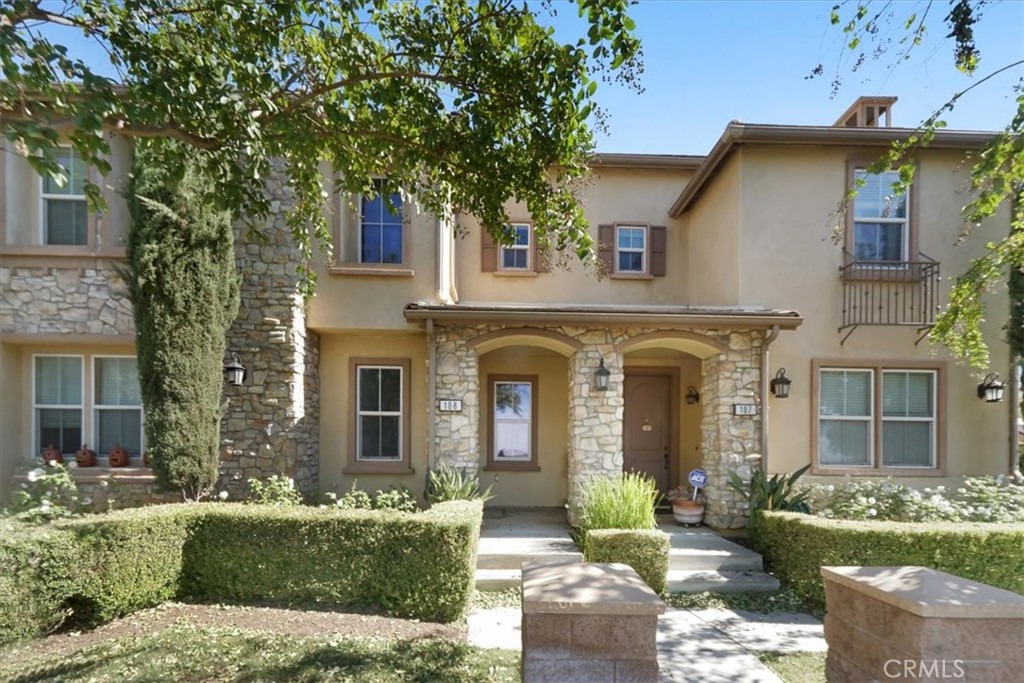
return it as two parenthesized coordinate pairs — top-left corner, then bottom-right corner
(583, 529), (669, 595)
(753, 511), (1024, 611)
(0, 500), (482, 644)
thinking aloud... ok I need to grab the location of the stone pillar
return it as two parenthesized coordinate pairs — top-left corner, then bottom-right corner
(433, 325), (480, 471)
(567, 338), (623, 518)
(700, 332), (762, 529)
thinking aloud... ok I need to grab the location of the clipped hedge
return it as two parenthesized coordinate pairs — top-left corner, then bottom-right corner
(753, 511), (1024, 611)
(0, 500), (482, 644)
(583, 529), (669, 595)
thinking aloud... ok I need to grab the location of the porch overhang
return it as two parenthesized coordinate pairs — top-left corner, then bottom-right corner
(403, 302), (803, 329)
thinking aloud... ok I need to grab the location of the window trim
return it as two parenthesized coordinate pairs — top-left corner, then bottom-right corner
(38, 146), (93, 247)
(844, 160), (919, 268)
(485, 374), (540, 472)
(92, 355), (145, 462)
(498, 222), (533, 272)
(32, 354), (85, 458)
(811, 359), (946, 476)
(614, 223), (649, 276)
(328, 176), (414, 276)
(345, 357), (413, 475)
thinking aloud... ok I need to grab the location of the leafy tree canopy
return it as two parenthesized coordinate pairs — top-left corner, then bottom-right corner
(817, 0), (1023, 369)
(2, 0), (641, 291)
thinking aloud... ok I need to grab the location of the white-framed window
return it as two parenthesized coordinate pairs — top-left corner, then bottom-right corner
(360, 179), (403, 264)
(616, 225), (647, 273)
(40, 146), (89, 246)
(500, 223), (531, 270)
(356, 365), (403, 461)
(852, 169), (909, 262)
(492, 379), (533, 461)
(33, 355), (84, 457)
(817, 364), (938, 470)
(93, 356), (144, 461)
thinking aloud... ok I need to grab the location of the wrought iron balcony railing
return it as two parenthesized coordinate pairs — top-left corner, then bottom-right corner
(838, 253), (940, 344)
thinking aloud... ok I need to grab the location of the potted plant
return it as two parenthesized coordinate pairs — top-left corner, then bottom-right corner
(667, 486), (705, 526)
(40, 443), (63, 465)
(75, 443), (97, 468)
(108, 443), (130, 467)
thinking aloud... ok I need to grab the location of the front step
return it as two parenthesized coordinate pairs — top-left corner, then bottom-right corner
(477, 551), (583, 570)
(667, 569), (780, 594)
(475, 568), (524, 591)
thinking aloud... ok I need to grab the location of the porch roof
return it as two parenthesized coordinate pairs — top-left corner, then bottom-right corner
(403, 302), (802, 329)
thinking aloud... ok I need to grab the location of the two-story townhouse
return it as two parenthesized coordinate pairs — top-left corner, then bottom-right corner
(1, 97), (1016, 527)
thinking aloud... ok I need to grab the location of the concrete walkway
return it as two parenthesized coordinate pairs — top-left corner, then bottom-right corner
(467, 605), (825, 682)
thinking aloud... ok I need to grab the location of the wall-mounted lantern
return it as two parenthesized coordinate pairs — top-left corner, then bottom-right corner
(685, 385), (701, 404)
(770, 368), (791, 399)
(224, 352), (247, 386)
(977, 373), (1004, 403)
(594, 358), (611, 392)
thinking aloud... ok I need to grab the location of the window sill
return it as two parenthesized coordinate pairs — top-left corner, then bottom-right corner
(493, 270), (539, 278)
(610, 272), (654, 280)
(343, 462), (415, 475)
(811, 464), (944, 477)
(328, 264), (414, 277)
(14, 466), (153, 484)
(484, 463), (541, 473)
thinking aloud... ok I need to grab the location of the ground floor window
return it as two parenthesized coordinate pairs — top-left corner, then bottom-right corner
(94, 356), (144, 461)
(486, 374), (539, 471)
(347, 357), (412, 473)
(34, 355), (83, 457)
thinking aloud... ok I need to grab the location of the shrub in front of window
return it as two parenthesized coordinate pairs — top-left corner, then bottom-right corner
(10, 461), (83, 522)
(425, 463), (495, 505)
(247, 475), (304, 507)
(125, 145), (240, 500)
(727, 464), (811, 514)
(584, 529), (669, 595)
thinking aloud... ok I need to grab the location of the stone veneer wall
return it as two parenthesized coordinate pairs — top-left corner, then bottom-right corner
(432, 323), (762, 526)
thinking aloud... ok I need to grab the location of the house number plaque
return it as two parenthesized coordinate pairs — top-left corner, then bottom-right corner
(732, 404), (758, 416)
(437, 399), (463, 412)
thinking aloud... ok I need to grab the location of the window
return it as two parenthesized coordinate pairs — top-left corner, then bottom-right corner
(94, 357), (144, 461)
(486, 375), (539, 471)
(346, 358), (412, 474)
(360, 179), (403, 264)
(34, 356), (83, 457)
(500, 223), (531, 270)
(851, 169), (909, 262)
(41, 147), (89, 245)
(814, 361), (942, 473)
(616, 225), (647, 273)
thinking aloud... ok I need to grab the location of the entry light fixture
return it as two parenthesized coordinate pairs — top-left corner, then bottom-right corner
(594, 358), (611, 392)
(770, 368), (792, 399)
(224, 352), (247, 386)
(685, 385), (701, 404)
(977, 373), (1004, 403)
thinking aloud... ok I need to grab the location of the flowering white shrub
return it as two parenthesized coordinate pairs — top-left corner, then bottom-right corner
(10, 461), (84, 522)
(806, 475), (1024, 523)
(246, 474), (303, 506)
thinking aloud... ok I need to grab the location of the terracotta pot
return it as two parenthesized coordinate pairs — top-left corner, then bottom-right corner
(108, 443), (131, 467)
(75, 443), (97, 468)
(672, 499), (705, 526)
(41, 444), (64, 465)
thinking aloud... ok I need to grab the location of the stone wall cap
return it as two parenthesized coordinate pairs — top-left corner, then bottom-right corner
(822, 566), (1024, 619)
(522, 561), (667, 615)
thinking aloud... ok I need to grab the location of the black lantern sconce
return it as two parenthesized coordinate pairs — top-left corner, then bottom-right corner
(770, 368), (792, 399)
(224, 352), (247, 386)
(977, 373), (1005, 403)
(685, 385), (701, 404)
(594, 358), (611, 392)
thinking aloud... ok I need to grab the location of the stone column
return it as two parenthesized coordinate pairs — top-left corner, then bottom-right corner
(433, 325), (480, 471)
(567, 337), (623, 519)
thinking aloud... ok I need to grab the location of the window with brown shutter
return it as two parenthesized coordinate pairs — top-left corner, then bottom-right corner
(602, 223), (667, 278)
(482, 222), (549, 274)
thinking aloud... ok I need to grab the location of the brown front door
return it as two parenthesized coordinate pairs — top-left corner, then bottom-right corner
(623, 374), (671, 492)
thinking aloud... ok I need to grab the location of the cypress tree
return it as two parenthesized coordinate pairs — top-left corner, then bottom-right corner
(125, 144), (240, 500)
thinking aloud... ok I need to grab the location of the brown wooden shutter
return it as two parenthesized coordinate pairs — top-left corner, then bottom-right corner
(481, 228), (497, 272)
(598, 224), (614, 275)
(650, 225), (667, 277)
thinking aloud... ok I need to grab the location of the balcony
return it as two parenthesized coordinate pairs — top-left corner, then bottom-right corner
(838, 253), (940, 344)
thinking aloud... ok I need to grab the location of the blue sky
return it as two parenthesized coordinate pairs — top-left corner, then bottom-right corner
(556, 0), (1023, 154)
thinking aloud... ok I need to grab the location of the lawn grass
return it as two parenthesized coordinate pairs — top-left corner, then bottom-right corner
(758, 652), (827, 683)
(3, 622), (519, 683)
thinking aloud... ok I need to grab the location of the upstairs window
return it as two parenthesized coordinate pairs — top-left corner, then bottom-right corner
(597, 223), (667, 278)
(852, 169), (909, 262)
(41, 147), (89, 245)
(500, 223), (531, 270)
(360, 179), (403, 264)
(34, 356), (83, 457)
(616, 225), (647, 273)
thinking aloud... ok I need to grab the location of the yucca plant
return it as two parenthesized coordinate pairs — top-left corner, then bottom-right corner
(574, 472), (662, 552)
(728, 464), (811, 513)
(425, 463), (494, 504)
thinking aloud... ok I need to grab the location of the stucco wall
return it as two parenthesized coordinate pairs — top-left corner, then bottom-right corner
(685, 153), (741, 305)
(0, 343), (22, 503)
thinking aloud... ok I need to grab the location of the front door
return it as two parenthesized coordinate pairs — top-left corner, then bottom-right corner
(623, 374), (671, 492)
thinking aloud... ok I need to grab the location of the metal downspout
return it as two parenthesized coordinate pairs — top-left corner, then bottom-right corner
(1011, 354), (1022, 481)
(427, 318), (437, 469)
(760, 325), (781, 473)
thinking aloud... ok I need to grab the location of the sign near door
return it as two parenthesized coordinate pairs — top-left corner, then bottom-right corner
(437, 399), (463, 412)
(732, 403), (758, 416)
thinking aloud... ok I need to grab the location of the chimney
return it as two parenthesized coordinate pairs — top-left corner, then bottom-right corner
(833, 96), (897, 128)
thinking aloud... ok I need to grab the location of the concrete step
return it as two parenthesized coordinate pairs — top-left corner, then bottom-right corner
(477, 551), (583, 570)
(476, 534), (581, 570)
(476, 568), (522, 591)
(667, 544), (763, 572)
(667, 570), (780, 594)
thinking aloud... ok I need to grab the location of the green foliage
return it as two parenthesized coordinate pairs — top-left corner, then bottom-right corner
(8, 462), (82, 522)
(0, 501), (482, 643)
(3, 0), (643, 290)
(125, 145), (240, 500)
(752, 511), (1024, 612)
(583, 529), (669, 595)
(573, 473), (662, 548)
(324, 482), (420, 512)
(728, 465), (811, 514)
(425, 463), (495, 505)
(247, 475), (304, 507)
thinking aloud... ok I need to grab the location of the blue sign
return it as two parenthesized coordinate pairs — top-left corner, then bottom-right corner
(688, 469), (708, 490)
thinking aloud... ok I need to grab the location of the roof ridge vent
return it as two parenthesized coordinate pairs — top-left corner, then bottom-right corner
(833, 96), (897, 128)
